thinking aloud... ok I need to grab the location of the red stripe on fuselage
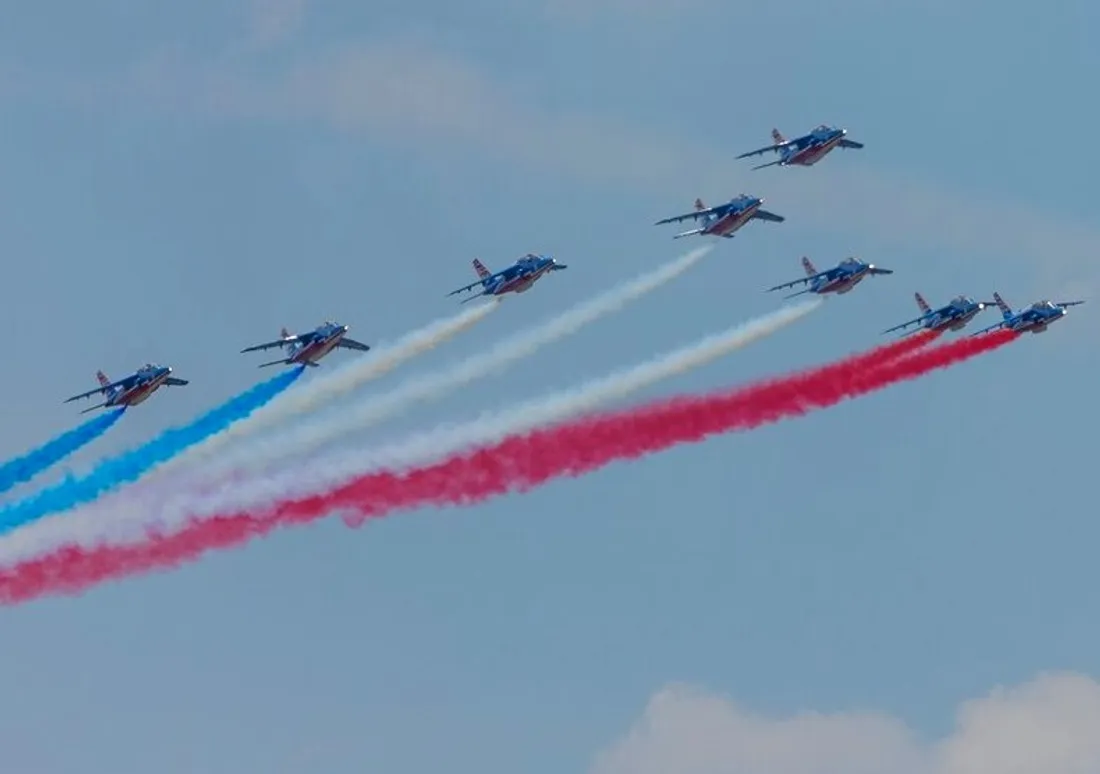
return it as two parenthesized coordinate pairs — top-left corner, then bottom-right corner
(494, 263), (551, 295)
(788, 135), (842, 166)
(704, 203), (759, 237)
(114, 372), (170, 407)
(291, 331), (346, 364)
(822, 272), (866, 294)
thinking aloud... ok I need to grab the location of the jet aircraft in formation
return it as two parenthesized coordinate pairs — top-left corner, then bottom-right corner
(241, 321), (372, 368)
(970, 293), (1085, 336)
(653, 195), (785, 239)
(65, 364), (190, 414)
(60, 121), (1085, 416)
(447, 254), (567, 302)
(882, 293), (995, 336)
(767, 256), (893, 299)
(736, 124), (865, 170)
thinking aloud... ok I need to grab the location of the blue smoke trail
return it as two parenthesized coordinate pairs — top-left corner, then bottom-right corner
(0, 367), (304, 535)
(0, 408), (127, 496)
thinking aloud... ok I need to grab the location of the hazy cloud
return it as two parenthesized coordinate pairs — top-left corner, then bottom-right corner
(240, 0), (308, 50)
(17, 34), (1100, 298)
(591, 672), (1100, 774)
(223, 39), (1100, 296)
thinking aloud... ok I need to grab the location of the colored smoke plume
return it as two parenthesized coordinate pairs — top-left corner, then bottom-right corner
(0, 329), (1014, 605)
(0, 409), (126, 496)
(0, 367), (304, 535)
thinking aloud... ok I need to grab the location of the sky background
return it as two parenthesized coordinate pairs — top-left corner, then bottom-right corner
(1, 1), (1099, 772)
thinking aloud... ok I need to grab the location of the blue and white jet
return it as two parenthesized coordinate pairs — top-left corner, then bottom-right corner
(882, 292), (995, 336)
(64, 363), (189, 413)
(654, 195), (785, 239)
(970, 292), (1085, 336)
(241, 321), (371, 368)
(447, 254), (567, 302)
(736, 124), (864, 170)
(767, 256), (893, 299)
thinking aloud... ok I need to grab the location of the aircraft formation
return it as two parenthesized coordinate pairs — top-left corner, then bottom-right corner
(62, 122), (1084, 415)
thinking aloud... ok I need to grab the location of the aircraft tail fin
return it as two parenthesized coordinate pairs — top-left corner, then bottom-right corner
(95, 370), (120, 400)
(472, 258), (492, 280)
(993, 291), (1012, 319)
(694, 198), (706, 211)
(915, 292), (931, 314)
(801, 256), (817, 276)
(771, 128), (786, 145)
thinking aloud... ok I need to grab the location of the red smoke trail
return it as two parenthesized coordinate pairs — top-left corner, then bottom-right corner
(0, 329), (1014, 605)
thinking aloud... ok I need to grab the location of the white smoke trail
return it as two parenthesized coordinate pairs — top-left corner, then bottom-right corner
(193, 244), (713, 478)
(156, 302), (497, 474)
(0, 299), (817, 563)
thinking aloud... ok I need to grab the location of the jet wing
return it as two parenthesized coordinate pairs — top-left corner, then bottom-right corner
(750, 159), (786, 170)
(1056, 300), (1086, 307)
(766, 273), (824, 293)
(164, 377), (190, 386)
(881, 315), (927, 334)
(969, 320), (1008, 336)
(241, 336), (300, 353)
(257, 357), (294, 368)
(654, 204), (726, 225)
(448, 271), (504, 296)
(751, 209), (785, 223)
(868, 267), (894, 275)
(64, 374), (137, 403)
(838, 139), (864, 149)
(736, 140), (794, 159)
(336, 337), (371, 352)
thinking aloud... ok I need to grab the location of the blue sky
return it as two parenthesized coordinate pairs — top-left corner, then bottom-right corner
(1, 1), (1099, 772)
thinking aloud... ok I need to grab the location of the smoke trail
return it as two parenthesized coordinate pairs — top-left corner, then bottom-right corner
(0, 299), (819, 562)
(200, 245), (713, 478)
(0, 367), (304, 536)
(0, 330), (1013, 605)
(0, 409), (127, 496)
(157, 303), (496, 474)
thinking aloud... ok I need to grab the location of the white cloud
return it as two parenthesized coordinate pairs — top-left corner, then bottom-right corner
(591, 672), (1100, 774)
